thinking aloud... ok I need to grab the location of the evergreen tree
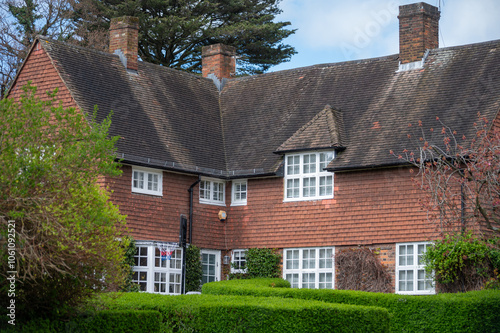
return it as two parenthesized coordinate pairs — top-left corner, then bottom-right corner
(93, 0), (296, 74)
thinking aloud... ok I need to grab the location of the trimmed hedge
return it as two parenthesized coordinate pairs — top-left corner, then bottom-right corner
(202, 278), (500, 333)
(99, 292), (390, 333)
(3, 310), (162, 333)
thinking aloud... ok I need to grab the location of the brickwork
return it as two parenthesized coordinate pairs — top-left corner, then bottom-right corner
(398, 2), (440, 64)
(109, 16), (139, 71)
(202, 44), (236, 80)
(9, 41), (77, 109)
(104, 165), (227, 249)
(225, 167), (438, 250)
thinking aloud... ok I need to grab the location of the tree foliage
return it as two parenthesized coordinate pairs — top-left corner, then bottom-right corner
(87, 0), (296, 75)
(0, 84), (127, 321)
(392, 115), (500, 236)
(1, 0), (296, 88)
(0, 0), (108, 88)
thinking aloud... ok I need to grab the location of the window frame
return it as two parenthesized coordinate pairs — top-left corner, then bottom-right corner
(283, 151), (335, 202)
(131, 242), (183, 295)
(395, 242), (435, 295)
(199, 177), (226, 206)
(231, 249), (247, 273)
(231, 179), (248, 206)
(131, 166), (163, 196)
(283, 247), (335, 289)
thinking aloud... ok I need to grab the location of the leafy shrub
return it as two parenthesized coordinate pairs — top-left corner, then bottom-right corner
(186, 244), (203, 292)
(203, 278), (500, 333)
(99, 292), (390, 333)
(423, 233), (500, 292)
(245, 248), (281, 278)
(2, 310), (162, 333)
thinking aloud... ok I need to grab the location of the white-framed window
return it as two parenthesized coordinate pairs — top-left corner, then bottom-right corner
(131, 167), (163, 196)
(231, 180), (247, 206)
(283, 247), (334, 289)
(201, 249), (221, 284)
(132, 243), (182, 294)
(231, 249), (247, 273)
(396, 242), (434, 295)
(284, 151), (335, 202)
(199, 178), (225, 205)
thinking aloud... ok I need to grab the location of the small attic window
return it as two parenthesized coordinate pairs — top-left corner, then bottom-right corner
(284, 151), (335, 202)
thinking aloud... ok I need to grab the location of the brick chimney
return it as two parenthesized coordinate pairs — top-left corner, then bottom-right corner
(398, 2), (440, 64)
(109, 16), (139, 71)
(202, 44), (236, 80)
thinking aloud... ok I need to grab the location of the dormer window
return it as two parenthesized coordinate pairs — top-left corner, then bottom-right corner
(284, 151), (335, 202)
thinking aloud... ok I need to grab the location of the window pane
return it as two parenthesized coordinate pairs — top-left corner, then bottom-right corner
(418, 244), (426, 265)
(303, 177), (316, 197)
(286, 179), (300, 198)
(286, 274), (299, 288)
(303, 249), (315, 269)
(320, 152), (334, 170)
(287, 156), (300, 175)
(319, 249), (333, 268)
(319, 176), (333, 196)
(303, 154), (316, 174)
(319, 273), (333, 289)
(302, 273), (315, 289)
(200, 181), (209, 199)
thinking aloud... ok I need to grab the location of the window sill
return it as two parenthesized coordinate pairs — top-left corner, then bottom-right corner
(199, 199), (226, 206)
(283, 196), (334, 203)
(132, 189), (163, 197)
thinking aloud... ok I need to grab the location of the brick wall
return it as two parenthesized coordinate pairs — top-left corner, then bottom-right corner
(105, 165), (227, 250)
(9, 41), (77, 109)
(109, 16), (139, 71)
(202, 44), (236, 80)
(225, 167), (438, 249)
(398, 3), (440, 64)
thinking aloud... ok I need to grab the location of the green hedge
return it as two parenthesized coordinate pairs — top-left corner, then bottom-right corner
(202, 278), (500, 333)
(3, 310), (162, 333)
(99, 292), (390, 333)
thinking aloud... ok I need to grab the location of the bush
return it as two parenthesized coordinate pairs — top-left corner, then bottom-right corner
(1, 310), (162, 333)
(203, 278), (500, 333)
(245, 248), (281, 278)
(423, 233), (500, 292)
(186, 244), (203, 292)
(336, 248), (392, 293)
(99, 292), (390, 333)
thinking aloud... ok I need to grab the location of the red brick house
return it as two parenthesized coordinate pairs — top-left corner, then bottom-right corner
(8, 2), (500, 295)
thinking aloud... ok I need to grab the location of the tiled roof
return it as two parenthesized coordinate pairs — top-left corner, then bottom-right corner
(37, 36), (500, 177)
(275, 105), (345, 153)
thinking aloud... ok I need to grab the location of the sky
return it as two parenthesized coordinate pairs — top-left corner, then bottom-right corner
(271, 0), (500, 71)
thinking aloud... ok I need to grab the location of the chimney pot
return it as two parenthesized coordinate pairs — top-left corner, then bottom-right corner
(110, 16), (139, 71)
(202, 44), (236, 80)
(398, 2), (440, 64)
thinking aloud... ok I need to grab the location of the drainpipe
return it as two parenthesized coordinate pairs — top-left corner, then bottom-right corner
(188, 176), (201, 244)
(461, 182), (466, 234)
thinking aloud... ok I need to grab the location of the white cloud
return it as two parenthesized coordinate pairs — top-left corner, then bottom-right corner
(274, 0), (500, 71)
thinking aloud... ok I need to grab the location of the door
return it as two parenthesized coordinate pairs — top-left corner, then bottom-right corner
(201, 250), (220, 284)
